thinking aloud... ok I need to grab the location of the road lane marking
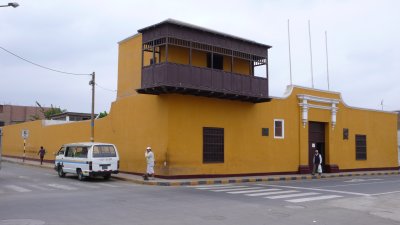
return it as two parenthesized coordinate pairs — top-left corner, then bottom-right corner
(44, 173), (58, 177)
(266, 192), (319, 199)
(197, 185), (248, 190)
(212, 187), (262, 192)
(344, 178), (383, 183)
(192, 184), (235, 188)
(246, 190), (298, 197)
(370, 190), (400, 196)
(312, 180), (400, 189)
(4, 185), (31, 193)
(286, 195), (342, 203)
(97, 183), (120, 188)
(227, 188), (281, 194)
(26, 184), (53, 191)
(47, 184), (78, 191)
(71, 182), (100, 189)
(259, 184), (370, 196)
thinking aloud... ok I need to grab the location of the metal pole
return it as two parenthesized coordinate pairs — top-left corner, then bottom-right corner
(325, 31), (330, 91)
(308, 20), (314, 88)
(90, 72), (95, 142)
(288, 19), (293, 85)
(23, 138), (25, 162)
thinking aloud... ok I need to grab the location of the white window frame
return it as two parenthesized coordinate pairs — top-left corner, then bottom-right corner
(274, 119), (284, 139)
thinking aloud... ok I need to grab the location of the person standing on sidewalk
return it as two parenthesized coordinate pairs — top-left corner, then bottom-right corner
(143, 146), (155, 180)
(312, 149), (322, 175)
(37, 146), (46, 165)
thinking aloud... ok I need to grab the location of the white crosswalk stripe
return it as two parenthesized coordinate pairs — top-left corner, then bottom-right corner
(227, 188), (281, 194)
(212, 187), (262, 192)
(4, 185), (31, 193)
(191, 184), (345, 203)
(71, 182), (100, 189)
(246, 190), (298, 197)
(193, 184), (235, 188)
(0, 180), (124, 194)
(196, 185), (247, 190)
(47, 183), (78, 191)
(26, 184), (54, 191)
(97, 183), (120, 188)
(286, 195), (342, 203)
(266, 192), (319, 199)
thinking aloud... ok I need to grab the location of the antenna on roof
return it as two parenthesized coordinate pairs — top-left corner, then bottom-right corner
(308, 20), (314, 88)
(287, 19), (293, 85)
(325, 31), (330, 91)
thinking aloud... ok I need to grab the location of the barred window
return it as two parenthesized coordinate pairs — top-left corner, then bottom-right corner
(355, 134), (367, 160)
(203, 127), (224, 163)
(274, 119), (284, 139)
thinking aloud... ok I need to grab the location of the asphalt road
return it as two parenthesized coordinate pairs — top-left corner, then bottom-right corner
(1, 161), (400, 225)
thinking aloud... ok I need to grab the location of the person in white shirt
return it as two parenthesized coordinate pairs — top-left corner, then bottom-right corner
(143, 147), (155, 180)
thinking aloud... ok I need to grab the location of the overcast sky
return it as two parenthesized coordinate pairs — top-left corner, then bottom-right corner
(1, 0), (399, 114)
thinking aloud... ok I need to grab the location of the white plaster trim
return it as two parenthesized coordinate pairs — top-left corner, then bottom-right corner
(297, 94), (339, 129)
(271, 85), (396, 114)
(299, 103), (337, 111)
(298, 94), (340, 104)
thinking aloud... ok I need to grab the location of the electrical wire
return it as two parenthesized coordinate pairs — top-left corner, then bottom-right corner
(95, 83), (117, 92)
(0, 46), (91, 76)
(1, 45), (117, 94)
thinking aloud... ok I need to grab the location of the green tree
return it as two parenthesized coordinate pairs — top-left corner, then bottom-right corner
(36, 101), (66, 119)
(98, 111), (108, 118)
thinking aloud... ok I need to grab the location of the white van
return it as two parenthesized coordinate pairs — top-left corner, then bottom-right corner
(54, 142), (119, 181)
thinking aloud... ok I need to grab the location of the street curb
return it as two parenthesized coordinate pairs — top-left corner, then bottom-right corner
(3, 157), (399, 186)
(112, 170), (400, 186)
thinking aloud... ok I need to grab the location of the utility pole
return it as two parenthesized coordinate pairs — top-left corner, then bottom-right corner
(288, 19), (293, 85)
(308, 20), (314, 88)
(89, 72), (95, 142)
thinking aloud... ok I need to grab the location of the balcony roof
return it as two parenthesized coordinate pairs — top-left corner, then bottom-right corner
(138, 19), (272, 49)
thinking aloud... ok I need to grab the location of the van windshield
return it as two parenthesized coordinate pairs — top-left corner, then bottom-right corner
(93, 145), (117, 158)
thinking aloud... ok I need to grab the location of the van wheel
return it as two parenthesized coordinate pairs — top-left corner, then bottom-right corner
(103, 174), (111, 180)
(77, 169), (85, 181)
(58, 166), (65, 177)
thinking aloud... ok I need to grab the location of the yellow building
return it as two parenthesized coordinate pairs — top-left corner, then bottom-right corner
(1, 19), (398, 178)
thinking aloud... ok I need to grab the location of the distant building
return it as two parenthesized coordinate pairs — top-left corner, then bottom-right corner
(0, 104), (49, 127)
(48, 112), (96, 122)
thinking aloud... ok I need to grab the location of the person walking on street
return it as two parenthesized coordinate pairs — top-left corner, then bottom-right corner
(38, 146), (46, 165)
(312, 149), (322, 176)
(143, 146), (155, 180)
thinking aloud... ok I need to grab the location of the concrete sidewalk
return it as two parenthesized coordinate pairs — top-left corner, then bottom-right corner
(3, 156), (399, 186)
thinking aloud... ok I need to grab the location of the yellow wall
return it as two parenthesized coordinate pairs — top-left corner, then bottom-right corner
(117, 34), (142, 98)
(233, 58), (250, 75)
(2, 33), (398, 177)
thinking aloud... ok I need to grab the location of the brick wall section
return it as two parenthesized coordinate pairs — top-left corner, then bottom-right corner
(0, 104), (49, 126)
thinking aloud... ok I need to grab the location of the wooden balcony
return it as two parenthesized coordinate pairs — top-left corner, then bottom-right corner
(137, 63), (270, 103)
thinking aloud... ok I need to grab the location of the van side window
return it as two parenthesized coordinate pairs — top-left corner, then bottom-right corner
(93, 145), (117, 158)
(65, 147), (75, 157)
(75, 147), (88, 158)
(58, 147), (66, 156)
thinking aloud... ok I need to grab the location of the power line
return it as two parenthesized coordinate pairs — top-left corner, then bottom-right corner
(0, 46), (91, 76)
(95, 83), (117, 92)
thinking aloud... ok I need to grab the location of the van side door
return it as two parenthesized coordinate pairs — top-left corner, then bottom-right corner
(63, 146), (76, 173)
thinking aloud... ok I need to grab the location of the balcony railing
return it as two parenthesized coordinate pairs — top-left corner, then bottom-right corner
(137, 63), (270, 103)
